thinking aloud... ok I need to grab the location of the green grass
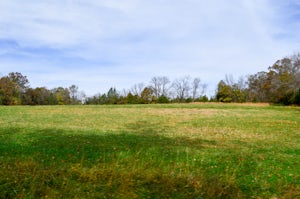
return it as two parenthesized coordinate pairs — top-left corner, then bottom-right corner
(0, 103), (299, 198)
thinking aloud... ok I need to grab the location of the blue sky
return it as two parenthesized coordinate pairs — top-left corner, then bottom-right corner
(0, 0), (299, 96)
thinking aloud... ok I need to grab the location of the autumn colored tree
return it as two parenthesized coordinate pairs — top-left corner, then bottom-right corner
(247, 72), (270, 102)
(140, 87), (155, 104)
(21, 87), (52, 105)
(8, 72), (29, 93)
(0, 76), (19, 105)
(0, 72), (29, 105)
(52, 87), (71, 105)
(247, 54), (300, 104)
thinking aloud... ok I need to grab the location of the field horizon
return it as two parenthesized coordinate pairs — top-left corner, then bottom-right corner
(0, 103), (299, 198)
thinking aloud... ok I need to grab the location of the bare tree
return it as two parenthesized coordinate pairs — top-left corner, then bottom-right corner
(150, 76), (170, 98)
(225, 74), (235, 86)
(160, 76), (171, 97)
(172, 76), (191, 102)
(237, 76), (246, 90)
(192, 77), (201, 101)
(150, 77), (160, 98)
(130, 83), (145, 97)
(120, 88), (129, 98)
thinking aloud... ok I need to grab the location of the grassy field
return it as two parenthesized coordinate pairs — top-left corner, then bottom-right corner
(0, 103), (299, 198)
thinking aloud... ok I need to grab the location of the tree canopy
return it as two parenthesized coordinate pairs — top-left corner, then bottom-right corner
(215, 53), (300, 105)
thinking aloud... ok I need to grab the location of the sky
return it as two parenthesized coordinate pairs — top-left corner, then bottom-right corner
(0, 0), (300, 96)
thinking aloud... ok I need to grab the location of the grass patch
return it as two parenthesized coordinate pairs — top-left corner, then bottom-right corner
(0, 104), (299, 198)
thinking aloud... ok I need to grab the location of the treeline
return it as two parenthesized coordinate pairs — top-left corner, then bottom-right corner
(0, 72), (83, 105)
(215, 53), (300, 105)
(1, 53), (299, 105)
(85, 76), (208, 105)
(0, 72), (208, 105)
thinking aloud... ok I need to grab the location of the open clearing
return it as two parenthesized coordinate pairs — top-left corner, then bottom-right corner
(0, 104), (299, 198)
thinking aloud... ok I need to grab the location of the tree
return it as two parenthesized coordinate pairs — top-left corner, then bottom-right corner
(292, 88), (300, 105)
(0, 76), (20, 105)
(197, 95), (209, 102)
(267, 56), (300, 103)
(247, 54), (300, 104)
(69, 85), (79, 104)
(52, 87), (71, 105)
(21, 87), (50, 105)
(247, 72), (270, 102)
(125, 92), (139, 104)
(216, 76), (247, 103)
(107, 87), (119, 104)
(130, 83), (145, 97)
(192, 78), (201, 102)
(231, 83), (246, 102)
(224, 74), (235, 86)
(78, 91), (86, 104)
(85, 93), (105, 105)
(150, 76), (171, 98)
(0, 72), (29, 105)
(172, 76), (191, 102)
(216, 80), (233, 102)
(140, 87), (154, 104)
(8, 72), (29, 94)
(157, 95), (169, 103)
(160, 76), (171, 97)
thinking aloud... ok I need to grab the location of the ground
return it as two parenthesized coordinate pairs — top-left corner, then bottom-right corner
(0, 103), (299, 198)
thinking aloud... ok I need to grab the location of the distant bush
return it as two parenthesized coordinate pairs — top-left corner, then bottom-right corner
(157, 95), (169, 103)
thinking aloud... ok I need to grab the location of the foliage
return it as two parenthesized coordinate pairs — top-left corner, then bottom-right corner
(125, 92), (140, 104)
(247, 54), (300, 105)
(214, 53), (300, 105)
(0, 72), (86, 105)
(196, 95), (209, 102)
(0, 76), (20, 105)
(292, 88), (300, 105)
(216, 80), (233, 102)
(140, 87), (154, 104)
(107, 87), (119, 104)
(69, 84), (81, 104)
(157, 95), (170, 103)
(0, 72), (29, 105)
(21, 87), (52, 105)
(216, 80), (246, 103)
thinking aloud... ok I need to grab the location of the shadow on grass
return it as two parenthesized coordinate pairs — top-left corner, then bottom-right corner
(0, 125), (242, 199)
(0, 125), (299, 199)
(0, 118), (220, 165)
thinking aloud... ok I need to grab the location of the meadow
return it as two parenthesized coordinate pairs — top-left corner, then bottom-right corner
(0, 103), (299, 198)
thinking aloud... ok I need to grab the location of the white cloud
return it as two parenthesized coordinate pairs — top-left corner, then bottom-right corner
(0, 0), (299, 96)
